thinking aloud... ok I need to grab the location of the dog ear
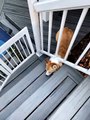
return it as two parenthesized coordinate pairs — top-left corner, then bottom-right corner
(45, 58), (49, 63)
(52, 64), (57, 69)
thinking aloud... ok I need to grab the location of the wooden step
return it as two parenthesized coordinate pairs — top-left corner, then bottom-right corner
(48, 76), (90, 120)
(6, 65), (83, 120)
(0, 59), (45, 111)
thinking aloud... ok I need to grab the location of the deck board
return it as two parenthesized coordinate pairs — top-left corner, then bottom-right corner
(6, 65), (83, 120)
(3, 0), (29, 17)
(72, 97), (90, 120)
(0, 72), (49, 120)
(48, 76), (90, 120)
(0, 0), (4, 15)
(0, 54), (84, 120)
(0, 60), (46, 111)
(26, 77), (77, 120)
(0, 54), (39, 96)
(4, 0), (28, 8)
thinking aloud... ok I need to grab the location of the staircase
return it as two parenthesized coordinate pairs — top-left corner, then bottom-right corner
(0, 54), (84, 120)
(0, 0), (90, 119)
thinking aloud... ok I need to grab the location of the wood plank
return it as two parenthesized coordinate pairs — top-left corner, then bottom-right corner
(0, 60), (46, 111)
(26, 77), (77, 120)
(48, 76), (90, 120)
(6, 65), (83, 120)
(0, 54), (39, 95)
(0, 59), (40, 96)
(3, 3), (29, 17)
(4, 13), (31, 27)
(4, 13), (33, 38)
(72, 97), (90, 120)
(0, 0), (4, 15)
(0, 72), (49, 120)
(5, 54), (39, 85)
(5, 0), (28, 8)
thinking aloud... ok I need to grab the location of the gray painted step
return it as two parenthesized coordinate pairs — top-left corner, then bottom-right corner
(6, 65), (83, 120)
(0, 60), (45, 111)
(0, 55), (39, 96)
(5, 54), (39, 86)
(48, 76), (90, 120)
(0, 71), (49, 120)
(27, 77), (76, 120)
(72, 97), (90, 120)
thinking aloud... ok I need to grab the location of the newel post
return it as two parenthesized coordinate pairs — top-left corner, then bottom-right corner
(27, 0), (41, 53)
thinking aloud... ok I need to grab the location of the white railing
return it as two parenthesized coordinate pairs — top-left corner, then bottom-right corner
(34, 0), (90, 12)
(28, 0), (90, 75)
(0, 27), (35, 91)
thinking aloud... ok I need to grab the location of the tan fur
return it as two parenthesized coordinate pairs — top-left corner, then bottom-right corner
(56, 27), (73, 58)
(45, 27), (73, 76)
(45, 60), (60, 75)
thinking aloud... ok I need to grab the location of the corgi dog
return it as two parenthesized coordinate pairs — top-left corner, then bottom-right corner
(45, 27), (73, 76)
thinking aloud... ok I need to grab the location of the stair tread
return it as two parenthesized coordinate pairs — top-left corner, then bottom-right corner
(0, 71), (50, 120)
(72, 97), (90, 120)
(27, 77), (76, 120)
(6, 65), (83, 120)
(49, 76), (90, 120)
(0, 54), (42, 110)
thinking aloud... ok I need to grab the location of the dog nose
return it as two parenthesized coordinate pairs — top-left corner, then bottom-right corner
(46, 71), (51, 76)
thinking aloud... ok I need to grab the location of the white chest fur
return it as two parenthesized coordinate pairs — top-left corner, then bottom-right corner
(50, 56), (62, 66)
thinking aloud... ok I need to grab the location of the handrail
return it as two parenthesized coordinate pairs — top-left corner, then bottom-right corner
(34, 0), (90, 12)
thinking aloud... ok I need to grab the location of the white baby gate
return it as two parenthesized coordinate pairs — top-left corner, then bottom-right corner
(27, 0), (90, 75)
(0, 27), (35, 91)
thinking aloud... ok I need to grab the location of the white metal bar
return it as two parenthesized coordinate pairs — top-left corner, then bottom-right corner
(64, 8), (89, 60)
(40, 12), (44, 50)
(55, 10), (68, 55)
(10, 46), (21, 63)
(48, 11), (53, 53)
(6, 49), (18, 66)
(22, 36), (31, 55)
(12, 53), (34, 74)
(42, 12), (49, 22)
(0, 27), (31, 53)
(19, 40), (27, 58)
(0, 27), (35, 91)
(24, 27), (35, 54)
(75, 42), (90, 65)
(27, 0), (41, 53)
(0, 80), (3, 83)
(34, 0), (90, 12)
(41, 50), (90, 75)
(0, 75), (11, 91)
(0, 65), (10, 75)
(14, 43), (24, 60)
(0, 59), (12, 73)
(0, 73), (6, 79)
(2, 54), (15, 69)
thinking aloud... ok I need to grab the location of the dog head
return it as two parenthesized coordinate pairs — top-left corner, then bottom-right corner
(45, 57), (62, 76)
